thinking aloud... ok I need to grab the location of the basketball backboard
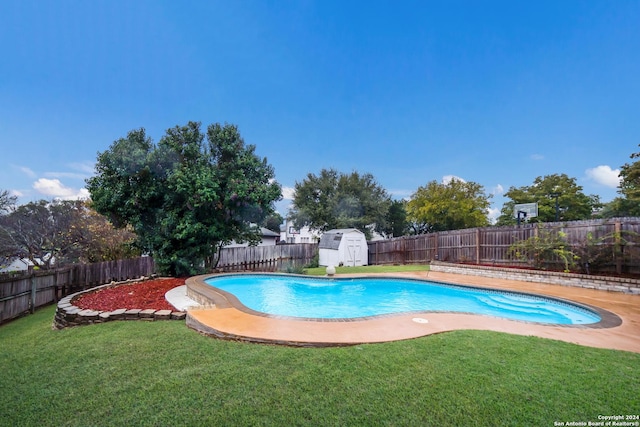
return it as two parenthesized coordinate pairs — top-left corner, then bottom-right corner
(513, 202), (538, 218)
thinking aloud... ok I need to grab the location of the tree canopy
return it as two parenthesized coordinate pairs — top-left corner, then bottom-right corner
(380, 199), (409, 238)
(0, 200), (84, 269)
(601, 144), (640, 217)
(620, 144), (640, 200)
(260, 212), (284, 233)
(82, 202), (140, 263)
(0, 199), (136, 269)
(406, 178), (491, 233)
(289, 169), (391, 239)
(496, 173), (601, 225)
(86, 122), (281, 276)
(0, 200), (140, 269)
(0, 190), (17, 214)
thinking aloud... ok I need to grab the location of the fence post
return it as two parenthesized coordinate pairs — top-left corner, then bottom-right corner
(476, 228), (481, 263)
(402, 237), (407, 264)
(53, 269), (59, 302)
(615, 219), (622, 275)
(30, 273), (36, 314)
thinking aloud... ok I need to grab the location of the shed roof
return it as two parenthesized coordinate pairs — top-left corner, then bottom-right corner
(318, 228), (364, 250)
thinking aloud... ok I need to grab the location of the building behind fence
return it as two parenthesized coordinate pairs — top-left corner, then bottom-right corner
(0, 257), (156, 324)
(368, 217), (640, 275)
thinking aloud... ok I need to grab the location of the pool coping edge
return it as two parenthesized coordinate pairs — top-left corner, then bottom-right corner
(185, 272), (623, 334)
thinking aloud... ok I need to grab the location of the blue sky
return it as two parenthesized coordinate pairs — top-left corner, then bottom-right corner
(1, 0), (638, 221)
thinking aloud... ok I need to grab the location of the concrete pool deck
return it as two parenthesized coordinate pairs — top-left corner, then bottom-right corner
(183, 271), (640, 353)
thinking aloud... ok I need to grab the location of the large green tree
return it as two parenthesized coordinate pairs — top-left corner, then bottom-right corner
(496, 173), (601, 225)
(380, 199), (409, 238)
(260, 212), (284, 233)
(81, 201), (140, 263)
(289, 169), (391, 239)
(601, 144), (640, 217)
(87, 122), (281, 276)
(406, 178), (491, 233)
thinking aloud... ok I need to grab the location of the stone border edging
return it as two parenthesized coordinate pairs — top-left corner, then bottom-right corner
(430, 261), (640, 294)
(53, 277), (186, 329)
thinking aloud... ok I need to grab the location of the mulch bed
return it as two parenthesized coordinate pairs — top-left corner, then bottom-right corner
(73, 278), (186, 311)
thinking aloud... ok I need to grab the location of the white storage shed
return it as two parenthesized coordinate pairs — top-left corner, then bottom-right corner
(318, 229), (368, 267)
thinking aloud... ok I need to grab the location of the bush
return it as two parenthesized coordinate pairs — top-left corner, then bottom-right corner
(509, 228), (640, 275)
(571, 230), (639, 274)
(281, 262), (306, 274)
(305, 253), (319, 269)
(509, 230), (578, 272)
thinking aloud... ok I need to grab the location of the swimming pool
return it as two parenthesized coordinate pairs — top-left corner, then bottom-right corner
(204, 274), (601, 325)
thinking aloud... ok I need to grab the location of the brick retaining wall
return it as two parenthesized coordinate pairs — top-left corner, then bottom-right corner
(53, 279), (186, 329)
(430, 261), (640, 294)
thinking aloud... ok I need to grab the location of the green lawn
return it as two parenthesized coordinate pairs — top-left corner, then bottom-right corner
(1, 305), (638, 426)
(304, 264), (431, 275)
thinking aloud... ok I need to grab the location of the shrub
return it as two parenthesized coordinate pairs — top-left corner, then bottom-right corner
(509, 230), (578, 272)
(281, 262), (306, 274)
(571, 230), (639, 274)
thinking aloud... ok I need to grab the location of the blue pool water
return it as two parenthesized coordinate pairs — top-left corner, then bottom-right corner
(204, 274), (601, 325)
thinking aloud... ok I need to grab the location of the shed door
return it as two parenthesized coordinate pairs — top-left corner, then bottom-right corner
(345, 238), (362, 266)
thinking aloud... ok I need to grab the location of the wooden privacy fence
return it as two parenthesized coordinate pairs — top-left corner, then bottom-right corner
(368, 217), (640, 275)
(368, 226), (536, 266)
(0, 257), (156, 324)
(216, 244), (318, 272)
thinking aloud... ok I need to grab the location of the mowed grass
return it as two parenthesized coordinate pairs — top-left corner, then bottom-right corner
(304, 264), (431, 275)
(1, 306), (639, 426)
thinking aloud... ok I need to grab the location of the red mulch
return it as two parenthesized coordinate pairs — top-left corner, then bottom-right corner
(73, 278), (186, 311)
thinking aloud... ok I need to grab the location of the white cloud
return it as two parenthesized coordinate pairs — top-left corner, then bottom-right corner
(14, 165), (37, 178)
(389, 189), (413, 200)
(44, 172), (88, 180)
(281, 187), (296, 200)
(32, 178), (89, 200)
(487, 207), (501, 224)
(10, 190), (24, 197)
(491, 184), (504, 195)
(76, 188), (90, 199)
(442, 175), (466, 184)
(530, 154), (544, 161)
(45, 161), (95, 180)
(68, 161), (96, 174)
(585, 165), (621, 188)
